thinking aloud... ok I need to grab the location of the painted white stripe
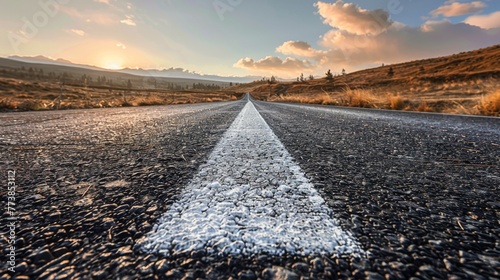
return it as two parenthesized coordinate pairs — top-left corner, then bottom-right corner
(139, 100), (364, 257)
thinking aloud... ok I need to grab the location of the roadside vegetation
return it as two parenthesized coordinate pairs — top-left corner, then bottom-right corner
(0, 78), (243, 111)
(0, 58), (243, 111)
(244, 45), (500, 116)
(1, 45), (498, 116)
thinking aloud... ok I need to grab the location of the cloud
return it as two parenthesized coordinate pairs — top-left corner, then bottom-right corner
(235, 1), (500, 76)
(431, 1), (486, 17)
(234, 56), (313, 72)
(94, 0), (111, 4)
(315, 0), (392, 35)
(116, 43), (127, 49)
(318, 20), (499, 66)
(67, 29), (86, 36)
(121, 15), (136, 26)
(465, 11), (500, 29)
(276, 41), (327, 59)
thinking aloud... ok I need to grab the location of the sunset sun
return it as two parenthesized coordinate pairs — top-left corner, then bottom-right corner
(102, 60), (123, 70)
(99, 51), (125, 70)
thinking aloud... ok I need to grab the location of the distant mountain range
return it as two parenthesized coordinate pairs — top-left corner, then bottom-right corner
(6, 55), (262, 84)
(7, 55), (103, 71)
(119, 68), (261, 84)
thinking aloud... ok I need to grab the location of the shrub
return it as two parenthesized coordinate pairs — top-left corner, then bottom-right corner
(477, 90), (500, 116)
(388, 95), (405, 110)
(416, 101), (433, 112)
(344, 89), (377, 108)
(0, 98), (18, 109)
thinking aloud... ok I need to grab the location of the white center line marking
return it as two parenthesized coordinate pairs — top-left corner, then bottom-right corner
(140, 100), (364, 257)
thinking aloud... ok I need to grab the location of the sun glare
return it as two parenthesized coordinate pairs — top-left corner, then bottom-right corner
(102, 61), (123, 70)
(100, 54), (124, 70)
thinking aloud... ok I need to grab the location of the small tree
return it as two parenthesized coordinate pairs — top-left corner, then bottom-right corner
(267, 76), (276, 97)
(309, 74), (314, 81)
(300, 73), (304, 82)
(127, 79), (132, 90)
(342, 68), (346, 75)
(326, 69), (333, 81)
(387, 67), (394, 77)
(28, 67), (35, 78)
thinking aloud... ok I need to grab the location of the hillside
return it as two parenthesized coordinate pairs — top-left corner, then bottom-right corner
(0, 57), (232, 90)
(236, 44), (500, 115)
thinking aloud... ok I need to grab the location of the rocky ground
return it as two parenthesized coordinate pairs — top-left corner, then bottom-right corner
(1, 99), (499, 279)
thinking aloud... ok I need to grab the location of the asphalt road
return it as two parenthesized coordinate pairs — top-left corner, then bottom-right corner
(1, 96), (498, 279)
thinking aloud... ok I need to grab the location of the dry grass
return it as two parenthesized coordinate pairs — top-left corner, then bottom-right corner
(0, 78), (245, 111)
(477, 89), (500, 116)
(133, 96), (166, 107)
(343, 89), (378, 108)
(265, 86), (500, 116)
(416, 101), (433, 112)
(270, 89), (404, 109)
(250, 78), (500, 115)
(388, 95), (406, 110)
(269, 92), (336, 105)
(234, 44), (500, 116)
(251, 75), (499, 116)
(0, 98), (17, 109)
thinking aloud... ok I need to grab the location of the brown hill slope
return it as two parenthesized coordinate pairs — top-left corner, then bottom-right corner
(237, 44), (499, 116)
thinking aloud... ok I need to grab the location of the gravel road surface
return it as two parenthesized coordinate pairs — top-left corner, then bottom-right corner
(1, 97), (499, 279)
(255, 100), (499, 279)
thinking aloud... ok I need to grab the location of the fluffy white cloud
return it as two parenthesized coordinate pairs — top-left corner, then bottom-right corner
(315, 0), (392, 35)
(465, 11), (500, 29)
(116, 43), (127, 49)
(235, 56), (313, 72)
(318, 20), (499, 67)
(276, 41), (327, 59)
(235, 1), (500, 76)
(431, 1), (486, 17)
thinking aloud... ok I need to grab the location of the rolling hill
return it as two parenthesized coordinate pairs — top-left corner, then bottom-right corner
(0, 57), (233, 90)
(238, 44), (500, 115)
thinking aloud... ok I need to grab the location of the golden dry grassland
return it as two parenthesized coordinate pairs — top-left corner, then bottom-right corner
(0, 78), (244, 111)
(261, 81), (500, 116)
(246, 45), (500, 116)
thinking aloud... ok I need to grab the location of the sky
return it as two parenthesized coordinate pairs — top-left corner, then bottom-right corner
(1, 0), (499, 79)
